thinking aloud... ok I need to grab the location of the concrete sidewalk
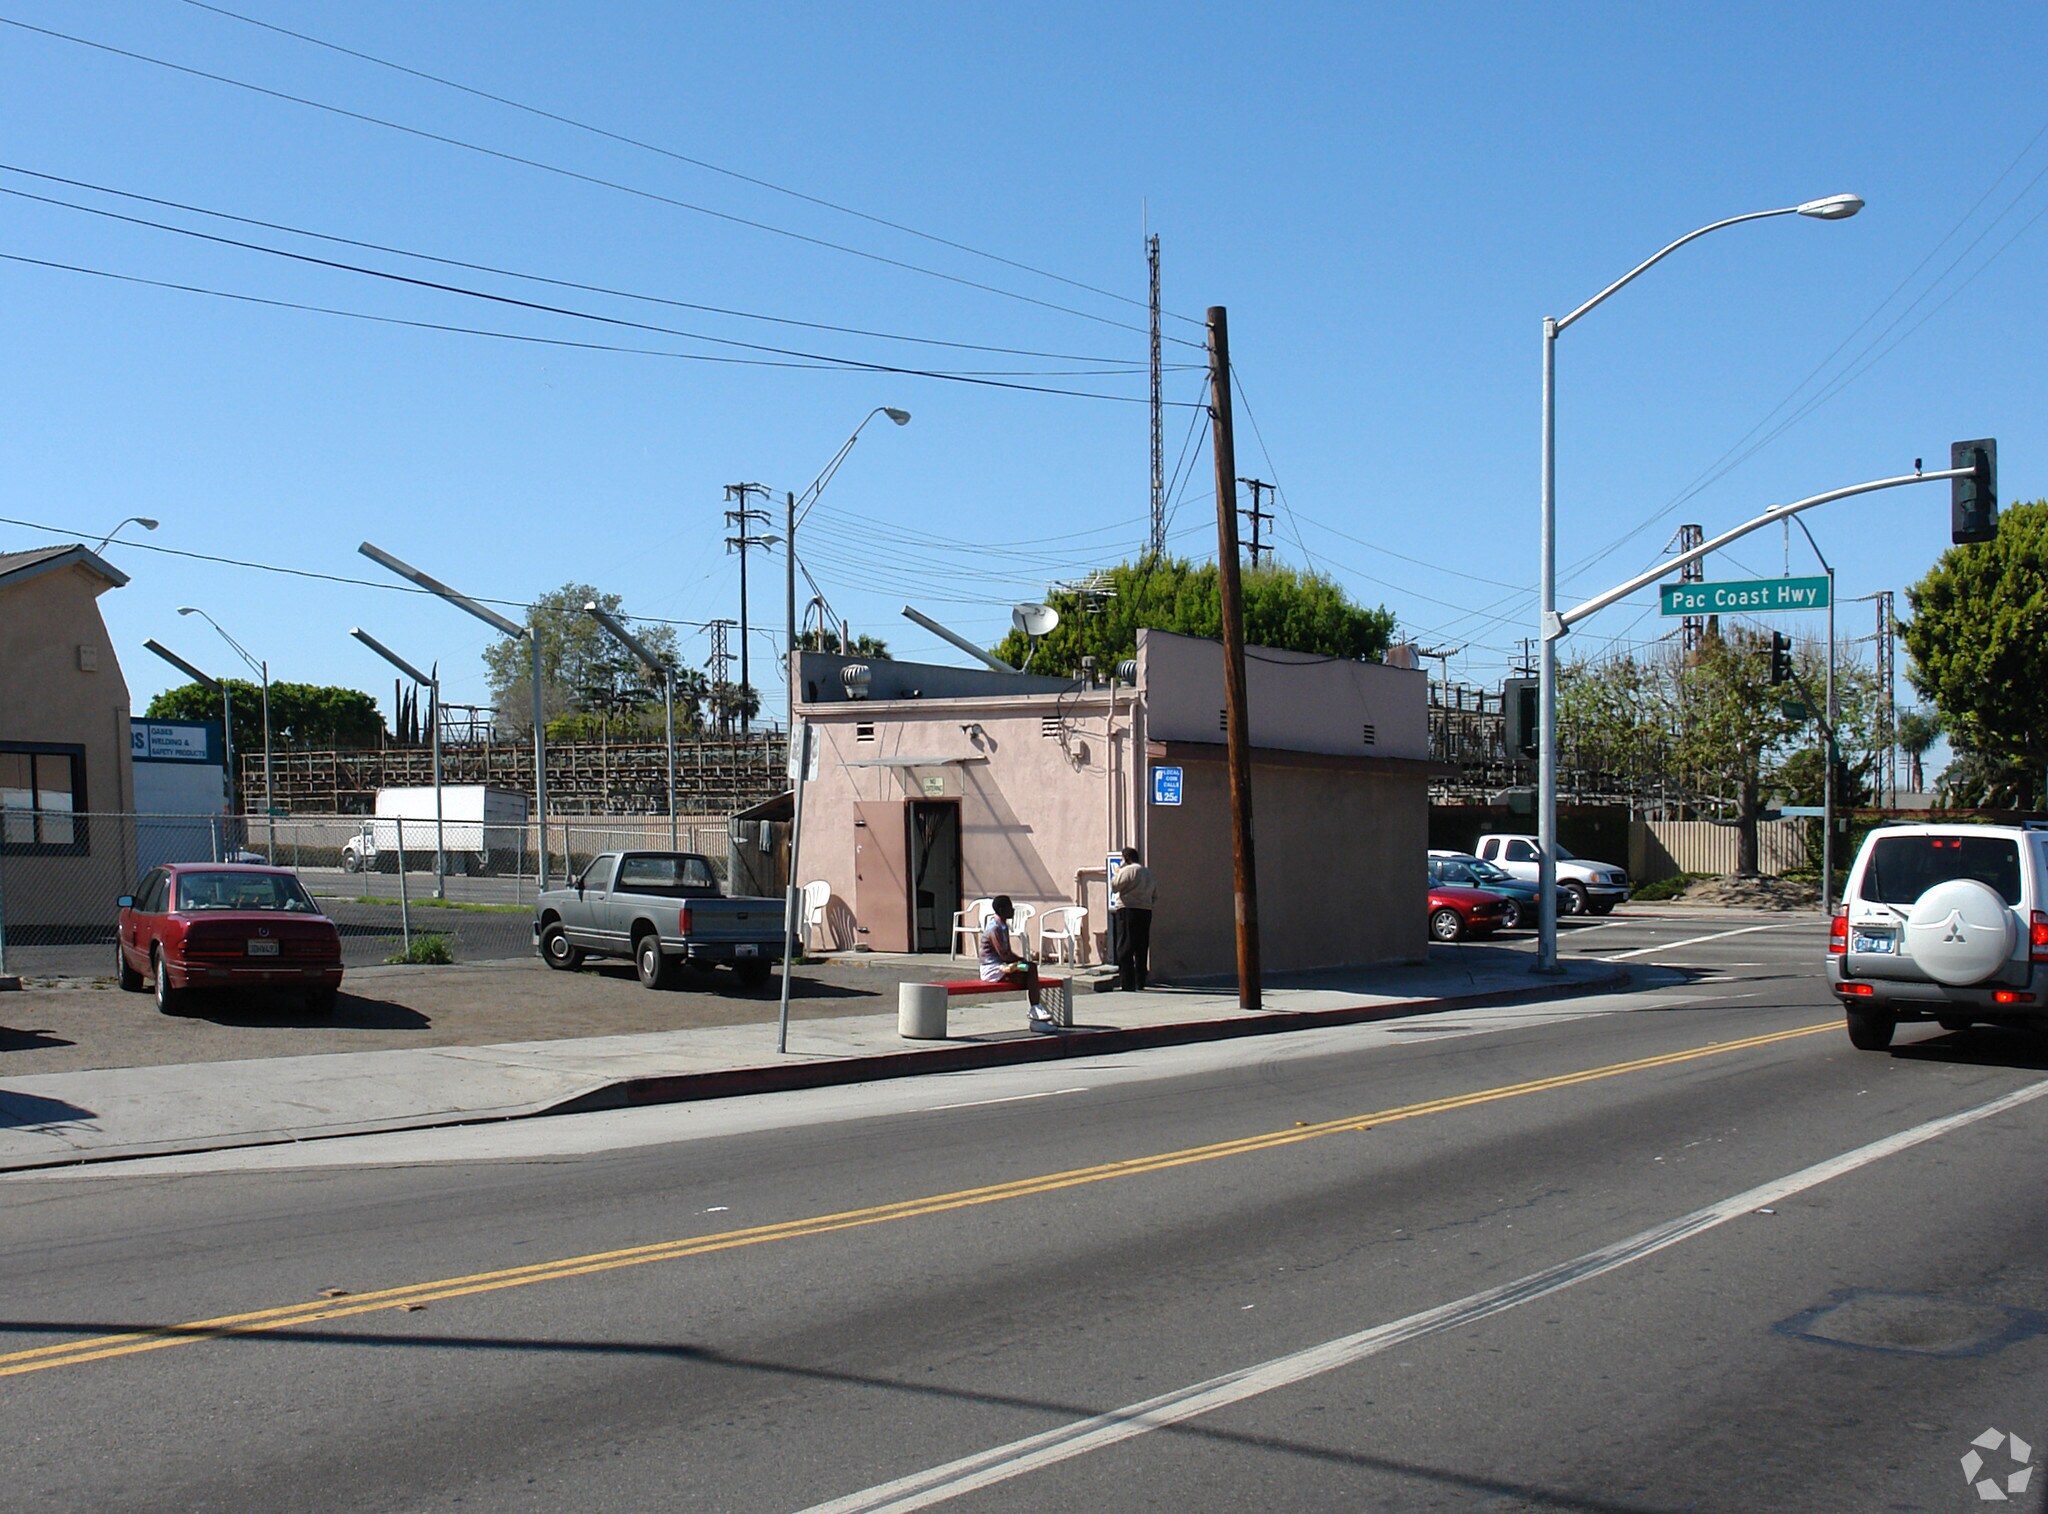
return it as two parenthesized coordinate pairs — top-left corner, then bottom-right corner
(0, 951), (1631, 1173)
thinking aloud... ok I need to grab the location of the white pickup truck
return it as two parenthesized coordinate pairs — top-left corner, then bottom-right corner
(1475, 834), (1630, 917)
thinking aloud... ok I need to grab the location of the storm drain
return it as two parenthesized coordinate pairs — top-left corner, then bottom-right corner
(1775, 1289), (2048, 1358)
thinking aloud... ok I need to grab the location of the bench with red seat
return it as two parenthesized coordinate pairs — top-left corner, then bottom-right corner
(899, 974), (1071, 1037)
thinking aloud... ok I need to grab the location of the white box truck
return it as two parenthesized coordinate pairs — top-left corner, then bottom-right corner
(342, 785), (530, 875)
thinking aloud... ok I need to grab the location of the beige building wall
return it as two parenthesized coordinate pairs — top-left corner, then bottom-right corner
(0, 554), (138, 929)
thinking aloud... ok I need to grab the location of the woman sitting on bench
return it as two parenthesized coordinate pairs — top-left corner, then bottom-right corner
(979, 894), (1053, 1031)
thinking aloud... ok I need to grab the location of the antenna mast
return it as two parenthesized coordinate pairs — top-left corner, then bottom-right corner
(1148, 228), (1164, 559)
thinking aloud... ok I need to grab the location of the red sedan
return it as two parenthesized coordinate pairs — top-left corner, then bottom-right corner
(117, 863), (344, 1014)
(1428, 883), (1510, 942)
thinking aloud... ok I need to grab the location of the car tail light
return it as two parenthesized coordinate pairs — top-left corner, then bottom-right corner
(678, 905), (693, 936)
(2032, 911), (2048, 964)
(1828, 911), (1848, 955)
(1836, 981), (1873, 997)
(1995, 990), (2024, 1005)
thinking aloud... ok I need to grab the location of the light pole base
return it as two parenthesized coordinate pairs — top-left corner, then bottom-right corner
(1530, 961), (1567, 977)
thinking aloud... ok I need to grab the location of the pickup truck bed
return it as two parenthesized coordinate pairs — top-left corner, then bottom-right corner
(532, 851), (786, 991)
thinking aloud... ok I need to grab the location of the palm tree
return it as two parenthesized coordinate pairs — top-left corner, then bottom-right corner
(1895, 707), (1943, 794)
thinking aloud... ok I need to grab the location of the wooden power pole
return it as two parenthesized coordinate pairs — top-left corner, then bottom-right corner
(1208, 306), (1260, 1010)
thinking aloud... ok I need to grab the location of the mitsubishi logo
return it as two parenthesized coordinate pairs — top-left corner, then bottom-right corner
(1942, 912), (1967, 945)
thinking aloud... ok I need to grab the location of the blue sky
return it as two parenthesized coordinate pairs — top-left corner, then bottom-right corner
(3, 1), (2042, 757)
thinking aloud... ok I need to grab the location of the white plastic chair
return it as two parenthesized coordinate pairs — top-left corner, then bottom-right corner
(1038, 905), (1087, 965)
(801, 880), (831, 952)
(1005, 902), (1037, 958)
(950, 897), (994, 959)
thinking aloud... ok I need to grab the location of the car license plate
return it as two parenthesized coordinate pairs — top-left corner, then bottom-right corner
(247, 939), (280, 957)
(735, 944), (758, 958)
(1852, 932), (1895, 955)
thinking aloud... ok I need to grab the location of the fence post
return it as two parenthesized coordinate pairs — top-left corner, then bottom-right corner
(395, 814), (411, 953)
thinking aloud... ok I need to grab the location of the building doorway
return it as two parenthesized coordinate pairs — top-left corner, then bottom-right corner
(907, 800), (961, 954)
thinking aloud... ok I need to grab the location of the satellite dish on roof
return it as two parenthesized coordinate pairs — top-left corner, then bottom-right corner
(1012, 604), (1060, 638)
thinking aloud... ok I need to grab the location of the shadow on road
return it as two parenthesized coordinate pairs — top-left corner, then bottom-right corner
(0, 1024), (77, 1055)
(1890, 1026), (2048, 1071)
(172, 991), (431, 1032)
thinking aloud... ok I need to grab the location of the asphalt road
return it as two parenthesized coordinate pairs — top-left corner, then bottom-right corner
(6, 913), (2045, 1512)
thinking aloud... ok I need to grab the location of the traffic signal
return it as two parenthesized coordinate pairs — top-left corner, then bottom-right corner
(1768, 631), (1793, 686)
(1951, 438), (1998, 544)
(1504, 676), (1538, 758)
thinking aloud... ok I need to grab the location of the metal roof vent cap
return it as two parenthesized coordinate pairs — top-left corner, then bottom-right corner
(840, 663), (872, 700)
(1117, 658), (1137, 685)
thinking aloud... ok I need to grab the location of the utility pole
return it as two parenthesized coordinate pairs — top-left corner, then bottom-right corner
(1148, 231), (1165, 560)
(1676, 524), (1705, 653)
(1237, 478), (1274, 567)
(1209, 306), (1260, 1012)
(1875, 589), (1896, 807)
(723, 482), (776, 735)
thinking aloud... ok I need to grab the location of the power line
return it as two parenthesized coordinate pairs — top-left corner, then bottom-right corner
(0, 251), (1191, 405)
(0, 13), (1200, 347)
(0, 161), (1152, 367)
(179, 0), (1210, 332)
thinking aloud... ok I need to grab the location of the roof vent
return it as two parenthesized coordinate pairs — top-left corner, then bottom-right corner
(840, 663), (872, 701)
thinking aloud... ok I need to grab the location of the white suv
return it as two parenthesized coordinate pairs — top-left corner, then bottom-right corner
(1829, 821), (2048, 1049)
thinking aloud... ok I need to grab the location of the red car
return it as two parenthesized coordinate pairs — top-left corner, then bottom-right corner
(117, 863), (344, 1014)
(1428, 883), (1510, 942)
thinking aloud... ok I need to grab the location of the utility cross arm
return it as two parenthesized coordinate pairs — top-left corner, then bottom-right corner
(1552, 466), (1972, 638)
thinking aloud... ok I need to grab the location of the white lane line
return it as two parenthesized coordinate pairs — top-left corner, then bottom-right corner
(800, 1076), (2048, 1514)
(1596, 923), (1803, 961)
(924, 1088), (1088, 1113)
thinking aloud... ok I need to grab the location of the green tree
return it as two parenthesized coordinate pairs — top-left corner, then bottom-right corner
(1557, 653), (1674, 795)
(987, 558), (1394, 676)
(482, 583), (682, 736)
(1900, 499), (2048, 806)
(146, 681), (385, 754)
(796, 627), (890, 658)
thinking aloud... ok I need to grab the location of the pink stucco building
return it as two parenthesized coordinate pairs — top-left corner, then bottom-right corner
(790, 629), (1431, 980)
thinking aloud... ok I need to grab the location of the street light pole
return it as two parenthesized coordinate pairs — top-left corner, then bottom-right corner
(784, 407), (910, 735)
(179, 607), (272, 857)
(1536, 192), (1863, 973)
(350, 628), (446, 898)
(584, 603), (678, 849)
(1792, 516), (1838, 913)
(359, 542), (552, 893)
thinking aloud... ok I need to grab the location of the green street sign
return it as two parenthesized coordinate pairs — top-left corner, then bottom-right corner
(1659, 575), (1830, 616)
(1779, 700), (1809, 720)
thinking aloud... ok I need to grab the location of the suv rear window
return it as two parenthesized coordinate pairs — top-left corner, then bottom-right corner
(1860, 835), (2022, 907)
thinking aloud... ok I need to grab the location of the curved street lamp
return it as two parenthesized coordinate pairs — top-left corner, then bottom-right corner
(1536, 194), (1862, 972)
(785, 407), (910, 733)
(94, 516), (159, 552)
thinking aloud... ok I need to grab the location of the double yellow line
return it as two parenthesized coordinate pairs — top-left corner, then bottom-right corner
(2, 1019), (1837, 1381)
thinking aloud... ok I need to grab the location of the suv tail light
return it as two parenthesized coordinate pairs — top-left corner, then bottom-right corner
(1828, 910), (1848, 955)
(678, 905), (693, 936)
(2032, 911), (2048, 964)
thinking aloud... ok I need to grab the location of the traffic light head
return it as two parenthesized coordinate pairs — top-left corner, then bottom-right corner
(1768, 631), (1793, 686)
(1951, 438), (1998, 544)
(1504, 676), (1539, 758)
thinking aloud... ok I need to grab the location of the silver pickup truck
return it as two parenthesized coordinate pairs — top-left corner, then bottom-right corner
(533, 851), (786, 990)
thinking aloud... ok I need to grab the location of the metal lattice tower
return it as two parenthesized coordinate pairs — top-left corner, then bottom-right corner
(1678, 524), (1705, 652)
(1147, 232), (1164, 559)
(705, 618), (734, 690)
(1876, 589), (1896, 806)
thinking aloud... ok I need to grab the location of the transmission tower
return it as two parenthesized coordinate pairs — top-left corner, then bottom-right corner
(705, 617), (735, 692)
(723, 482), (776, 735)
(1237, 478), (1274, 566)
(1876, 589), (1896, 806)
(1148, 231), (1164, 559)
(1677, 523), (1705, 653)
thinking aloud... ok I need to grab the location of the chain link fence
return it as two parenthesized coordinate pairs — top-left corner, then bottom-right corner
(0, 810), (752, 979)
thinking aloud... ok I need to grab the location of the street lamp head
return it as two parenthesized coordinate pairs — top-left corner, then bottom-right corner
(882, 408), (911, 426)
(177, 605), (199, 616)
(1796, 193), (1864, 221)
(135, 517), (160, 532)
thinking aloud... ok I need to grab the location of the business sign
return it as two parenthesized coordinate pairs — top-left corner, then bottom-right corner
(1659, 576), (1830, 616)
(1151, 765), (1183, 805)
(130, 719), (217, 763)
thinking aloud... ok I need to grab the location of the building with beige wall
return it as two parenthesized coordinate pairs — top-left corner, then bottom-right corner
(791, 628), (1432, 980)
(0, 544), (138, 938)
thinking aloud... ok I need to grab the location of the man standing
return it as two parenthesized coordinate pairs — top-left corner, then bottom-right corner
(1111, 846), (1156, 991)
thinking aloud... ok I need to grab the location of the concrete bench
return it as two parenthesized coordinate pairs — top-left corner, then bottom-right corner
(898, 974), (1070, 1039)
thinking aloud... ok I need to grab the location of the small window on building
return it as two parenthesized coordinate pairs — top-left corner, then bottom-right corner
(856, 722), (876, 743)
(1, 745), (86, 855)
(1040, 716), (1060, 739)
(1361, 723), (1377, 746)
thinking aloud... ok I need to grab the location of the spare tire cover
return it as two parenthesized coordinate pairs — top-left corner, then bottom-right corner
(1903, 879), (2017, 986)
